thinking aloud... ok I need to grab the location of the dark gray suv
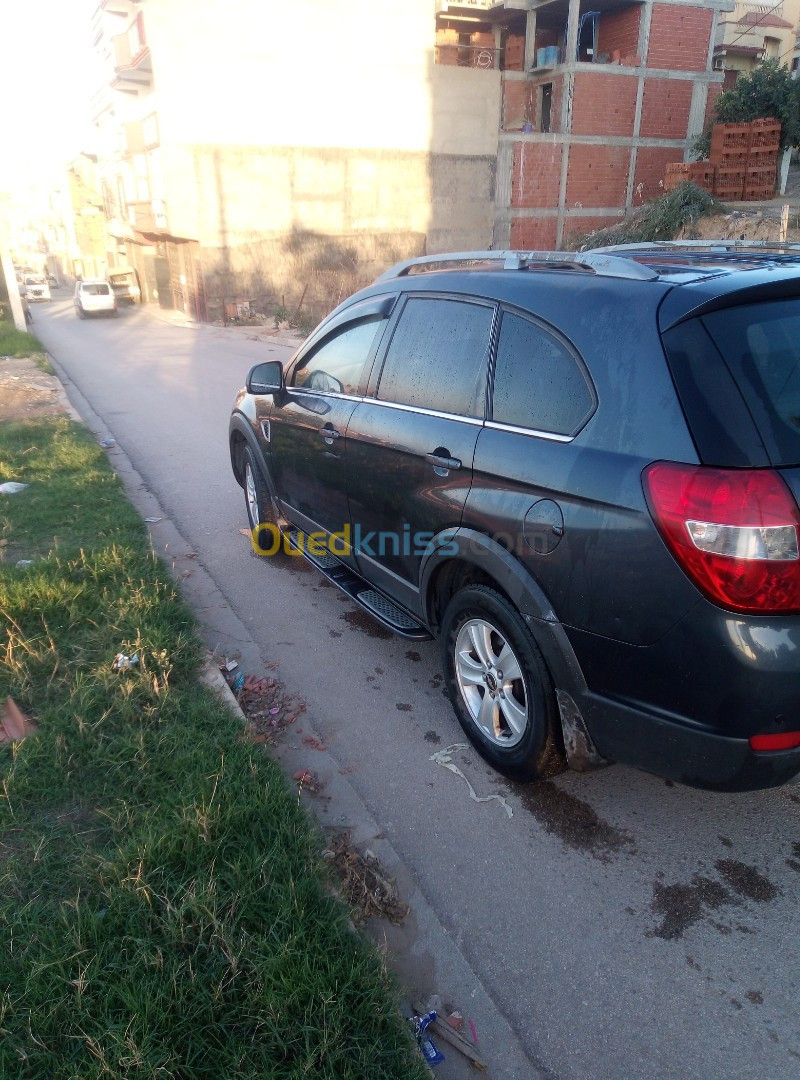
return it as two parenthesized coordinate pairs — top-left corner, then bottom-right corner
(230, 244), (800, 791)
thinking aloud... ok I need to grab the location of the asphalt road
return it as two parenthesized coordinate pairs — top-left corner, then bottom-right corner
(32, 297), (800, 1079)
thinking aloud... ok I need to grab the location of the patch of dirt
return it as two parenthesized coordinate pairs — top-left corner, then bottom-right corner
(0, 356), (68, 421)
(677, 209), (800, 243)
(323, 831), (409, 925)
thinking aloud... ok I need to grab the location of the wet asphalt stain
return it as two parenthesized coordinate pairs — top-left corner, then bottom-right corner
(429, 675), (443, 690)
(786, 859), (800, 873)
(648, 876), (732, 940)
(664, 779), (675, 788)
(505, 780), (635, 863)
(714, 859), (778, 902)
(729, 998), (743, 1011)
(424, 730), (441, 744)
(396, 703), (413, 712)
(339, 609), (392, 639)
(792, 842), (800, 858)
(328, 629), (342, 639)
(406, 650), (422, 662)
(719, 836), (734, 848)
(745, 989), (764, 1005)
(375, 666), (384, 675)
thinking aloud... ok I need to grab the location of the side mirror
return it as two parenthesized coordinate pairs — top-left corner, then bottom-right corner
(247, 360), (284, 395)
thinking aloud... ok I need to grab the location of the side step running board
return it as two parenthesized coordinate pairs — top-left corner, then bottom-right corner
(285, 530), (431, 640)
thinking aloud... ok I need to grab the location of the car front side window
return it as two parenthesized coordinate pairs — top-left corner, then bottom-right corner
(292, 317), (384, 396)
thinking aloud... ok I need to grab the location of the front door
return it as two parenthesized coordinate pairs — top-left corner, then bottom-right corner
(269, 315), (387, 555)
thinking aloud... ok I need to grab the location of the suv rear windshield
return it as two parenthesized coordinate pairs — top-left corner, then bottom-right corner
(703, 299), (800, 466)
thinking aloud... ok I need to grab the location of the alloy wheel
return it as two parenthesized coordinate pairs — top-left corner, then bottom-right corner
(454, 618), (529, 747)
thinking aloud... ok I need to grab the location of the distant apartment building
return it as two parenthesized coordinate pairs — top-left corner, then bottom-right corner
(713, 0), (800, 86)
(86, 0), (726, 318)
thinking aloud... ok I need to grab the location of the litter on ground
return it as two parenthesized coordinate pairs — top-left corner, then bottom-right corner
(0, 482), (28, 494)
(0, 697), (37, 743)
(429, 743), (513, 818)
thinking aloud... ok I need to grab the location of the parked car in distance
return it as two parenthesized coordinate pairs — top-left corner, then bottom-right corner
(230, 243), (800, 792)
(74, 279), (118, 318)
(108, 268), (141, 304)
(23, 274), (50, 301)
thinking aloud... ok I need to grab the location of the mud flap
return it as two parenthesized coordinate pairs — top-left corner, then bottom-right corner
(556, 689), (610, 772)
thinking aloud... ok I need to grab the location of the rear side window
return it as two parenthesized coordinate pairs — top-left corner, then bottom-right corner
(703, 299), (800, 466)
(377, 297), (493, 418)
(292, 317), (383, 396)
(491, 311), (595, 436)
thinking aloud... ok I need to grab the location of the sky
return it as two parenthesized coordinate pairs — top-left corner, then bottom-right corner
(0, 0), (99, 196)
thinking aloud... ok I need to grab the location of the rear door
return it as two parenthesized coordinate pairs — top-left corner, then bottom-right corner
(345, 294), (495, 614)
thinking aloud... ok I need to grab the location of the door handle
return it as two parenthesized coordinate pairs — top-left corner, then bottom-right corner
(425, 452), (462, 471)
(319, 426), (341, 440)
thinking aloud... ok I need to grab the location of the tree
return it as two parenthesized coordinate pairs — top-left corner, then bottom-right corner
(712, 61), (800, 150)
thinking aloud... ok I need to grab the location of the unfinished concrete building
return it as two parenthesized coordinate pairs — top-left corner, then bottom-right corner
(448, 0), (730, 248)
(85, 0), (726, 318)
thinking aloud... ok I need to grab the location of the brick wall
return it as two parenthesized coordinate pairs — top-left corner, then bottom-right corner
(705, 83), (723, 126)
(503, 76), (564, 133)
(647, 5), (712, 71)
(597, 8), (641, 61)
(510, 217), (558, 249)
(633, 147), (678, 203)
(565, 144), (631, 206)
(639, 78), (693, 138)
(511, 141), (563, 208)
(503, 80), (534, 130)
(562, 214), (623, 246)
(571, 73), (637, 137)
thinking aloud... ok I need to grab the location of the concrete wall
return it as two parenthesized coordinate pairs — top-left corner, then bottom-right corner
(139, 0), (500, 314)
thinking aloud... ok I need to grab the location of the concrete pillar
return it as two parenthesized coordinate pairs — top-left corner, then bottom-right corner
(524, 9), (538, 71)
(1, 252), (27, 332)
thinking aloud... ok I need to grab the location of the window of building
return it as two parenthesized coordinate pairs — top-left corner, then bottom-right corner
(377, 297), (493, 418)
(292, 318), (384, 396)
(491, 311), (595, 435)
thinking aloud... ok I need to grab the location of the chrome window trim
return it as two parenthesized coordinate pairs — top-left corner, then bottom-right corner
(288, 388), (366, 403)
(361, 397), (485, 426)
(484, 420), (573, 443)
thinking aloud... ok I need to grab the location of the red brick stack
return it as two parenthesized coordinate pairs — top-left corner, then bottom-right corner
(663, 161), (716, 194)
(662, 118), (780, 201)
(710, 123), (750, 200)
(743, 118), (781, 201)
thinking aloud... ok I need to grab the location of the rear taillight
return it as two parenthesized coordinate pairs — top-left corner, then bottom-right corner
(750, 732), (800, 751)
(643, 462), (800, 614)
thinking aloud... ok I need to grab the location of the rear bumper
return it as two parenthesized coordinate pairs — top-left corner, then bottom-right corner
(581, 691), (800, 791)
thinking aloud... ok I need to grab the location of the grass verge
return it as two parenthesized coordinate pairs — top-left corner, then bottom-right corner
(0, 418), (426, 1079)
(0, 316), (52, 373)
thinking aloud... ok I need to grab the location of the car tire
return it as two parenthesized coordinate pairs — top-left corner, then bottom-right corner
(441, 585), (565, 781)
(76, 306), (85, 319)
(242, 445), (272, 537)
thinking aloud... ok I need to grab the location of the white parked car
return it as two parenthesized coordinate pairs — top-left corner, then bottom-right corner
(74, 279), (118, 318)
(24, 274), (50, 301)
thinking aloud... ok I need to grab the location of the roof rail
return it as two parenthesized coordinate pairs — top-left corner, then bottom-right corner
(591, 240), (800, 255)
(374, 249), (658, 283)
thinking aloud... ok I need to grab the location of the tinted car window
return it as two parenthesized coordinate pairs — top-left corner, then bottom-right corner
(292, 317), (383, 395)
(82, 283), (110, 296)
(703, 300), (800, 466)
(492, 311), (594, 436)
(377, 297), (493, 418)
